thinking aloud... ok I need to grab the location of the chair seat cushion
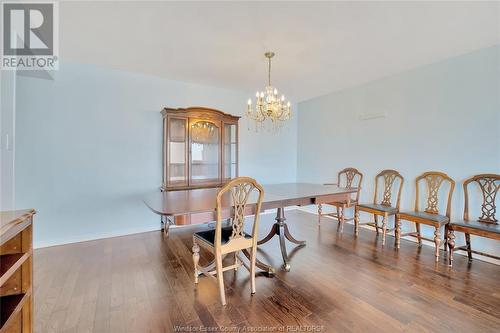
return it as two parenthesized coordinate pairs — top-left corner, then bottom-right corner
(450, 220), (500, 234)
(357, 203), (398, 213)
(194, 226), (251, 245)
(399, 211), (449, 224)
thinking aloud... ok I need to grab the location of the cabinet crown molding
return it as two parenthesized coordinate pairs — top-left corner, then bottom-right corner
(161, 107), (241, 122)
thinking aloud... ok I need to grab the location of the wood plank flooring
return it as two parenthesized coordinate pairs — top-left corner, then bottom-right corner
(34, 210), (500, 332)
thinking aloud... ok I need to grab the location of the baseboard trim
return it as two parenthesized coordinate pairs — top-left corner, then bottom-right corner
(34, 207), (294, 249)
(34, 225), (160, 249)
(298, 207), (500, 266)
(34, 207), (500, 267)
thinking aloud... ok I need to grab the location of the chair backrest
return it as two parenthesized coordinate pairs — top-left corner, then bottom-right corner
(463, 174), (500, 223)
(373, 169), (404, 208)
(215, 177), (264, 249)
(415, 171), (455, 217)
(337, 167), (363, 202)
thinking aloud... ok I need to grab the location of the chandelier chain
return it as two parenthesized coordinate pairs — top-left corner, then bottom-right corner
(268, 56), (271, 86)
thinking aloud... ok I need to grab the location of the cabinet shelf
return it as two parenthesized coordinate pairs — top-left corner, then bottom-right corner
(0, 291), (30, 330)
(0, 253), (29, 286)
(191, 162), (219, 165)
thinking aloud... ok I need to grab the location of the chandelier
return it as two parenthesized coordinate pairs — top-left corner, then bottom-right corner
(246, 52), (291, 131)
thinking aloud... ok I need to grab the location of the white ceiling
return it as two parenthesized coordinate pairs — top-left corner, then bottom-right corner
(60, 1), (500, 102)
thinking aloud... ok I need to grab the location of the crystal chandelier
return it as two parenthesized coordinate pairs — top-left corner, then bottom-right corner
(246, 52), (291, 131)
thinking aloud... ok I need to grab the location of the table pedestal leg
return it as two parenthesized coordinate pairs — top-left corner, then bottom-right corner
(161, 216), (171, 237)
(258, 208), (306, 271)
(241, 249), (275, 276)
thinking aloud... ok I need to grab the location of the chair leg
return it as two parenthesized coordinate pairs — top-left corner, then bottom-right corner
(354, 207), (360, 236)
(192, 237), (200, 284)
(250, 246), (257, 294)
(465, 233), (472, 262)
(215, 255), (226, 305)
(395, 214), (401, 249)
(447, 229), (455, 267)
(335, 206), (340, 231)
(443, 225), (448, 252)
(317, 204), (322, 226)
(416, 223), (422, 247)
(381, 213), (388, 246)
(374, 214), (379, 234)
(338, 205), (345, 233)
(234, 251), (239, 271)
(434, 227), (441, 262)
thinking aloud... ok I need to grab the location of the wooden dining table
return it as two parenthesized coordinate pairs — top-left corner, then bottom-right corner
(144, 183), (357, 274)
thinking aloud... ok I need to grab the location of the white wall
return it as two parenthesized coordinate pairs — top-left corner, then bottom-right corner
(15, 61), (297, 248)
(297, 46), (500, 254)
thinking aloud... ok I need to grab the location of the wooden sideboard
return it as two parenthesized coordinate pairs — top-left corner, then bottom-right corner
(0, 209), (35, 333)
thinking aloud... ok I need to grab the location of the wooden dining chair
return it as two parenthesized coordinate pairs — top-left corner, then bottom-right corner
(447, 174), (500, 266)
(354, 169), (404, 245)
(317, 167), (363, 232)
(396, 171), (455, 262)
(192, 177), (264, 306)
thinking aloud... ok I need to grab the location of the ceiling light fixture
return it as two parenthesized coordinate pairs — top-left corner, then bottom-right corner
(246, 52), (291, 131)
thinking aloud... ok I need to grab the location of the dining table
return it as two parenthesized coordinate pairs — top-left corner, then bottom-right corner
(144, 183), (357, 274)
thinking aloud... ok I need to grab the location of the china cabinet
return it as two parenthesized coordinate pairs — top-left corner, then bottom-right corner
(161, 107), (240, 191)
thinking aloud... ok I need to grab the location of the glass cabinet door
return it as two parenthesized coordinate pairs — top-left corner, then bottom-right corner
(189, 120), (220, 186)
(167, 117), (187, 186)
(223, 124), (238, 180)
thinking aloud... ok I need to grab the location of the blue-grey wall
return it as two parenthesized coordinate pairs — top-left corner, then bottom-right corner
(297, 46), (500, 255)
(15, 62), (297, 248)
(1, 71), (16, 210)
(14, 46), (500, 254)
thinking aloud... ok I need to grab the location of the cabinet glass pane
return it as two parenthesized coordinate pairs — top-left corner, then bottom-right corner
(190, 121), (220, 185)
(224, 124), (237, 144)
(224, 163), (237, 179)
(224, 124), (237, 180)
(169, 118), (185, 141)
(231, 163), (236, 178)
(168, 118), (186, 185)
(224, 163), (231, 179)
(170, 142), (185, 164)
(231, 144), (236, 162)
(223, 143), (236, 164)
(224, 144), (230, 162)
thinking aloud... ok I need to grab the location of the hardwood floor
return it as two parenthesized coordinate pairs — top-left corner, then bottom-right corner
(34, 210), (500, 333)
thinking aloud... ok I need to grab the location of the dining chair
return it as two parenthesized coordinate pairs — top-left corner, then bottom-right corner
(318, 167), (363, 232)
(192, 177), (264, 305)
(447, 174), (500, 266)
(354, 169), (404, 245)
(396, 171), (455, 262)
